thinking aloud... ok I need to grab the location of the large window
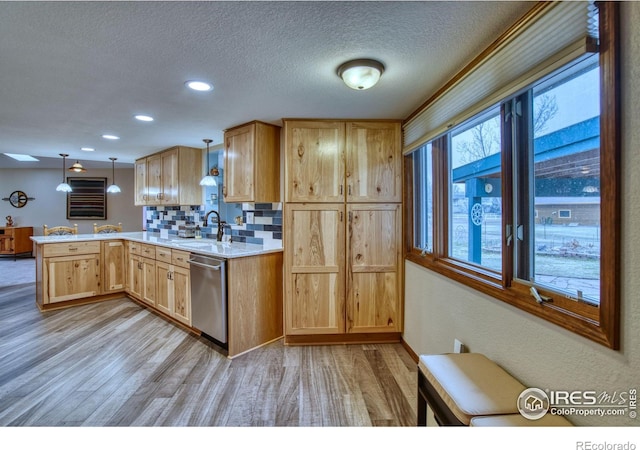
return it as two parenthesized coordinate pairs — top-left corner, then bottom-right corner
(405, 2), (619, 348)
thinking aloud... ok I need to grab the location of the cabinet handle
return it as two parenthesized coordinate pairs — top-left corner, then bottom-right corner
(348, 185), (352, 196)
(68, 247), (78, 252)
(167, 271), (171, 280)
(339, 184), (343, 195)
(223, 186), (227, 197)
(340, 211), (343, 222)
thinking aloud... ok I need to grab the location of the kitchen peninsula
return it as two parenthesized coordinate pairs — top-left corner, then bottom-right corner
(31, 232), (283, 358)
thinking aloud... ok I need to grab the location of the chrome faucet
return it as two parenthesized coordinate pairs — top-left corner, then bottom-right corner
(203, 210), (225, 242)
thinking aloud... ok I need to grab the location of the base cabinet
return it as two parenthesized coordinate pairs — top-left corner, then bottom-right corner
(156, 261), (191, 327)
(0, 227), (33, 257)
(101, 240), (125, 294)
(45, 254), (101, 304)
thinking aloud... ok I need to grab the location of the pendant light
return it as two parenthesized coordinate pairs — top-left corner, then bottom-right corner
(199, 138), (217, 186)
(56, 153), (72, 192)
(68, 160), (87, 172)
(107, 157), (121, 193)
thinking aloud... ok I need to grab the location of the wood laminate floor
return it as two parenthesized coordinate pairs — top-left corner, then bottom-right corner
(0, 282), (418, 426)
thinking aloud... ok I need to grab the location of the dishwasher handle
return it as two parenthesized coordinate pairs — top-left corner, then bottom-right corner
(188, 259), (222, 271)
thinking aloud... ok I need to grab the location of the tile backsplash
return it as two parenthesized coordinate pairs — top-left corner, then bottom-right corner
(145, 203), (282, 246)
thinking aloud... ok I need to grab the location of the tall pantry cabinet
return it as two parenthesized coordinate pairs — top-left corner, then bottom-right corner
(283, 120), (403, 344)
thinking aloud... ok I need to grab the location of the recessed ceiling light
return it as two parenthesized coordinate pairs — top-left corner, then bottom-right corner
(81, 147), (95, 152)
(3, 153), (39, 162)
(102, 134), (120, 140)
(134, 115), (154, 122)
(185, 80), (213, 92)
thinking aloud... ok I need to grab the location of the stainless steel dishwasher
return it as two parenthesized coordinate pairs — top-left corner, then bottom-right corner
(188, 254), (227, 346)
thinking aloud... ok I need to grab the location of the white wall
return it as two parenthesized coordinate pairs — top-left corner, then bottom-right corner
(0, 167), (141, 235)
(403, 2), (640, 427)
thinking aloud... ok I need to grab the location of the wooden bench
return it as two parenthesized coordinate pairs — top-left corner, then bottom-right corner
(417, 353), (571, 426)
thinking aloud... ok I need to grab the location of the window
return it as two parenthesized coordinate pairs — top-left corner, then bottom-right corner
(404, 2), (620, 348)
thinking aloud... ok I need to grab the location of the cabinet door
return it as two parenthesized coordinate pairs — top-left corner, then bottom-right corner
(172, 265), (191, 326)
(146, 154), (162, 205)
(140, 257), (156, 306)
(160, 148), (179, 205)
(285, 120), (345, 203)
(102, 240), (125, 293)
(346, 204), (402, 333)
(346, 121), (402, 202)
(128, 254), (142, 300)
(224, 123), (255, 202)
(284, 204), (345, 335)
(155, 261), (172, 316)
(46, 254), (100, 303)
(134, 159), (148, 205)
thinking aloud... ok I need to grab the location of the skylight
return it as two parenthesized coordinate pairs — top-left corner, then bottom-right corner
(3, 153), (39, 162)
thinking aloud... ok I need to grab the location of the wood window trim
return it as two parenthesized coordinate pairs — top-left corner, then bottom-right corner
(403, 2), (620, 349)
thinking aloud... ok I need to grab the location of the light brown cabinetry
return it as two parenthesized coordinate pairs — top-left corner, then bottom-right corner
(0, 227), (33, 257)
(284, 120), (402, 203)
(134, 146), (202, 206)
(155, 249), (191, 326)
(38, 241), (101, 305)
(284, 204), (345, 335)
(283, 119), (403, 344)
(127, 242), (191, 326)
(101, 240), (125, 293)
(223, 121), (281, 203)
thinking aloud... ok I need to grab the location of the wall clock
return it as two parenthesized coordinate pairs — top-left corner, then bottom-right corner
(9, 190), (29, 208)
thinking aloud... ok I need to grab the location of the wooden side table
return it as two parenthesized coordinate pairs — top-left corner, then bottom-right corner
(0, 227), (34, 259)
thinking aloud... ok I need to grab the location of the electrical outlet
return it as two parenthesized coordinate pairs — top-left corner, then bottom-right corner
(246, 212), (254, 224)
(454, 339), (466, 353)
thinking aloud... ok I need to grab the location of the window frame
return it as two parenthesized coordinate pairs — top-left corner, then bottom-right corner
(404, 1), (620, 349)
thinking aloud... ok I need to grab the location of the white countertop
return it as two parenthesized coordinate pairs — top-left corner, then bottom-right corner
(30, 231), (283, 259)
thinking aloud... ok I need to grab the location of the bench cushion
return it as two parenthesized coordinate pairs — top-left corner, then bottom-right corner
(418, 353), (525, 425)
(470, 414), (572, 426)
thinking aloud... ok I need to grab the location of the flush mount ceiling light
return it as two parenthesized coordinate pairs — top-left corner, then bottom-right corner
(107, 157), (121, 194)
(185, 80), (213, 92)
(199, 139), (217, 187)
(102, 134), (120, 140)
(80, 147), (95, 152)
(68, 160), (87, 173)
(56, 153), (72, 192)
(337, 58), (385, 90)
(134, 114), (154, 122)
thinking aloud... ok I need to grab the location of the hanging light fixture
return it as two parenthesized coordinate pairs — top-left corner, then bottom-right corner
(68, 160), (87, 173)
(337, 59), (385, 90)
(56, 153), (73, 192)
(199, 138), (217, 186)
(107, 157), (121, 193)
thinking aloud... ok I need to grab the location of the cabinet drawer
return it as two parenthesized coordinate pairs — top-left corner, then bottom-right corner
(172, 250), (190, 269)
(42, 241), (100, 257)
(155, 246), (172, 263)
(128, 241), (142, 256)
(140, 243), (156, 258)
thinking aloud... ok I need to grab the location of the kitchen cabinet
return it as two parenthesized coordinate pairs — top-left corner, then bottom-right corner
(284, 203), (402, 337)
(346, 203), (402, 333)
(0, 227), (33, 258)
(284, 120), (402, 203)
(155, 249), (191, 326)
(134, 146), (202, 206)
(283, 119), (403, 345)
(38, 241), (101, 305)
(284, 120), (345, 203)
(101, 240), (125, 294)
(284, 204), (345, 335)
(223, 120), (281, 203)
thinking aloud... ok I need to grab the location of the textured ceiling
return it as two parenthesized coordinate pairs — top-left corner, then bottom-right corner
(0, 1), (533, 168)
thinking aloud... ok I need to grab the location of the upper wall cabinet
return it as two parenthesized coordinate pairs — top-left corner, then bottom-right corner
(223, 121), (281, 203)
(346, 121), (402, 203)
(134, 146), (202, 206)
(284, 120), (402, 203)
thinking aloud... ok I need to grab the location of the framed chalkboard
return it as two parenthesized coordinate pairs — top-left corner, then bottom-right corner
(67, 178), (107, 219)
